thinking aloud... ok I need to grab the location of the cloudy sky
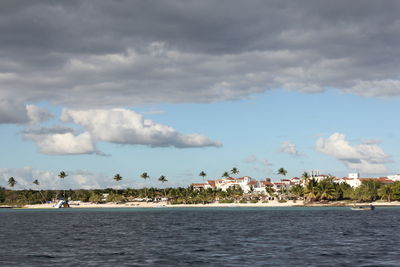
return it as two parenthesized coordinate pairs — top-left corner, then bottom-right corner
(1, 0), (400, 189)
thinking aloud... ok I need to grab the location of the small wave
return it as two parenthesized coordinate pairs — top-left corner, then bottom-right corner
(27, 254), (56, 259)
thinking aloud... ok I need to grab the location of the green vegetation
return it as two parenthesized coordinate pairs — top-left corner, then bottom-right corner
(277, 168), (287, 177)
(230, 167), (240, 177)
(2, 176), (400, 206)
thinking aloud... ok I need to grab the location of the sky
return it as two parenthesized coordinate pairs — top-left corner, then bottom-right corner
(1, 0), (400, 189)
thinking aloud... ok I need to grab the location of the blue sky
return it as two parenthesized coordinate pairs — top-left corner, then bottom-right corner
(1, 1), (400, 189)
(1, 88), (399, 189)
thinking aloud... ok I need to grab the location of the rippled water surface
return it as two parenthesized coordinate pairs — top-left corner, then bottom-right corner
(1, 207), (400, 266)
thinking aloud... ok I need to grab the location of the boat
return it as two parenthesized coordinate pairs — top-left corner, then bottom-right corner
(351, 205), (375, 211)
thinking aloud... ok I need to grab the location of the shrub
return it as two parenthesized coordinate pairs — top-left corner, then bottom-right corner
(219, 199), (234, 203)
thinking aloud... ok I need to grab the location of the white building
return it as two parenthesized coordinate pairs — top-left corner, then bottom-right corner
(348, 173), (360, 179)
(387, 174), (400, 181)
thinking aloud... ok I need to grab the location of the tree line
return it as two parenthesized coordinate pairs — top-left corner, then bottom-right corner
(2, 172), (400, 205)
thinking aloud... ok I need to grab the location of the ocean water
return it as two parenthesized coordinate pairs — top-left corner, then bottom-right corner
(1, 207), (400, 266)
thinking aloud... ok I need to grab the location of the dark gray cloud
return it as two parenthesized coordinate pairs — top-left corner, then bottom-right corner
(1, 0), (400, 111)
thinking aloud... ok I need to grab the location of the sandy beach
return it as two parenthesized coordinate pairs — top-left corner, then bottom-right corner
(20, 200), (400, 209)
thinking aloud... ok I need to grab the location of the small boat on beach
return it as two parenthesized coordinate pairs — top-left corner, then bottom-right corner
(351, 205), (375, 211)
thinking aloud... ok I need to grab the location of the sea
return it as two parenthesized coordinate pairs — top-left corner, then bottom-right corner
(1, 207), (400, 266)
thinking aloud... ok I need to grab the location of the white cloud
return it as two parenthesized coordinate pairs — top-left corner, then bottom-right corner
(61, 108), (222, 148)
(316, 133), (390, 174)
(23, 130), (98, 155)
(280, 141), (299, 156)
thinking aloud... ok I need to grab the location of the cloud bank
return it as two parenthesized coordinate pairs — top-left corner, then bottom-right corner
(316, 133), (390, 174)
(23, 108), (221, 155)
(1, 1), (400, 115)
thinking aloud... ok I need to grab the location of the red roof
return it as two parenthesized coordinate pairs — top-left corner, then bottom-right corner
(226, 177), (235, 180)
(192, 183), (206, 187)
(260, 181), (273, 185)
(207, 180), (216, 187)
(247, 181), (257, 185)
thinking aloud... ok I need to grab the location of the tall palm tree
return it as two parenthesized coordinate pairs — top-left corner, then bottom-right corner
(277, 168), (287, 177)
(199, 171), (207, 182)
(140, 172), (150, 199)
(301, 171), (310, 185)
(158, 175), (168, 199)
(58, 171), (68, 199)
(113, 174), (123, 195)
(230, 167), (240, 177)
(113, 173), (123, 182)
(33, 179), (46, 204)
(222, 171), (230, 178)
(8, 177), (16, 188)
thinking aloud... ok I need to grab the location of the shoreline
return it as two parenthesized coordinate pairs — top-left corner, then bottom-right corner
(14, 200), (400, 209)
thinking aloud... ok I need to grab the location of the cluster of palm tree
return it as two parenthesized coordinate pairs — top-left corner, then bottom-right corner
(4, 167), (400, 205)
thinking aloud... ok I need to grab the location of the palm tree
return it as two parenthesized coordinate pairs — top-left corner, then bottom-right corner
(301, 171), (310, 185)
(222, 171), (230, 178)
(32, 179), (46, 204)
(58, 171), (68, 199)
(113, 174), (123, 195)
(378, 184), (394, 202)
(317, 179), (335, 201)
(113, 173), (123, 182)
(230, 167), (240, 177)
(277, 168), (287, 177)
(265, 186), (276, 199)
(158, 175), (168, 199)
(304, 178), (318, 202)
(8, 177), (16, 188)
(290, 184), (304, 200)
(140, 172), (150, 200)
(199, 171), (207, 182)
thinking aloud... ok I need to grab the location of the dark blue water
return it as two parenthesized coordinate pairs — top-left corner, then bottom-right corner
(1, 207), (400, 266)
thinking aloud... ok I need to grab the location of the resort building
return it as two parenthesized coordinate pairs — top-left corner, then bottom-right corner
(192, 172), (399, 194)
(192, 176), (301, 194)
(335, 176), (395, 187)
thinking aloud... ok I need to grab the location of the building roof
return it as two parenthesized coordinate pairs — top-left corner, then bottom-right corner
(192, 183), (206, 187)
(207, 180), (216, 187)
